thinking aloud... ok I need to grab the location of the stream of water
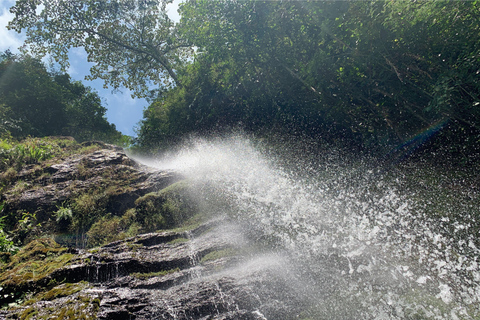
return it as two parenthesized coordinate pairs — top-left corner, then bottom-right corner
(142, 134), (480, 319)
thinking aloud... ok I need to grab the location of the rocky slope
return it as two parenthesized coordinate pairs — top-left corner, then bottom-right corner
(2, 141), (181, 226)
(0, 218), (305, 319)
(0, 138), (305, 319)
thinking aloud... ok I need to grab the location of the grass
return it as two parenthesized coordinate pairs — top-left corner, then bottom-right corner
(10, 180), (30, 195)
(85, 209), (140, 248)
(168, 237), (189, 245)
(134, 180), (198, 232)
(33, 282), (90, 302)
(16, 295), (101, 320)
(200, 248), (238, 264)
(130, 267), (180, 280)
(0, 238), (72, 290)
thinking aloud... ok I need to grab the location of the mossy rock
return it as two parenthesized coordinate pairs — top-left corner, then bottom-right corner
(85, 210), (140, 248)
(130, 267), (180, 280)
(30, 281), (90, 303)
(14, 293), (100, 320)
(134, 180), (198, 232)
(0, 238), (74, 306)
(200, 248), (238, 264)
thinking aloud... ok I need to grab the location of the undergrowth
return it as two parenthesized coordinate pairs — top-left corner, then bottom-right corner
(131, 267), (180, 280)
(0, 238), (73, 306)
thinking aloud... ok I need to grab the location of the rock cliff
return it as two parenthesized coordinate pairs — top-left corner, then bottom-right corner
(1, 219), (304, 319)
(0, 139), (304, 319)
(3, 142), (181, 224)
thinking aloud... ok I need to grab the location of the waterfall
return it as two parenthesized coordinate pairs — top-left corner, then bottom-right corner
(141, 134), (480, 320)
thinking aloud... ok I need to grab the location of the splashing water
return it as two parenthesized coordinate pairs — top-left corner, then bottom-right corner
(143, 134), (480, 319)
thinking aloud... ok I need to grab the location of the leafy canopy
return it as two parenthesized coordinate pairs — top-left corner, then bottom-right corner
(7, 0), (480, 161)
(8, 0), (192, 98)
(0, 51), (126, 143)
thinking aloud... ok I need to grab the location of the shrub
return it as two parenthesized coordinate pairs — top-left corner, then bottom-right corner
(134, 180), (198, 232)
(55, 205), (73, 231)
(13, 211), (41, 244)
(85, 209), (140, 247)
(70, 192), (107, 234)
(86, 214), (122, 247)
(55, 206), (73, 223)
(0, 213), (18, 256)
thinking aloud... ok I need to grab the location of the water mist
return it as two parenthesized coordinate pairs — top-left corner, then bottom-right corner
(140, 134), (480, 320)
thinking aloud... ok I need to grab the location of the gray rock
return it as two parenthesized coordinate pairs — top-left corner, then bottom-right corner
(0, 220), (305, 319)
(3, 146), (182, 221)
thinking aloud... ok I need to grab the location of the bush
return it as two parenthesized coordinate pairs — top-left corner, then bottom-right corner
(134, 180), (198, 232)
(86, 210), (139, 247)
(0, 138), (58, 171)
(55, 206), (73, 222)
(86, 214), (122, 247)
(55, 205), (73, 232)
(70, 192), (107, 234)
(0, 204), (18, 256)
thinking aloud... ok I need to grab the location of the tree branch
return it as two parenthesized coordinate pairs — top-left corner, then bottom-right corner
(59, 26), (182, 86)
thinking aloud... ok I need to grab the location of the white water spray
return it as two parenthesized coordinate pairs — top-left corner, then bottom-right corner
(141, 134), (480, 319)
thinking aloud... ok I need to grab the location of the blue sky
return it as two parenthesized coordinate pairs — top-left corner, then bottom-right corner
(0, 0), (182, 137)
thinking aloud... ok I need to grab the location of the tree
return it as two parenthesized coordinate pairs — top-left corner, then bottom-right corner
(0, 52), (67, 137)
(10, 0), (479, 159)
(136, 0), (480, 157)
(0, 52), (125, 143)
(56, 74), (125, 142)
(8, 0), (192, 98)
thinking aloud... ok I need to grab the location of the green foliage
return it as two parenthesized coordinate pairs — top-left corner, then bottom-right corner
(134, 180), (198, 232)
(11, 141), (54, 164)
(55, 204), (73, 233)
(0, 52), (128, 145)
(0, 206), (18, 256)
(6, 0), (480, 159)
(0, 139), (12, 151)
(70, 191), (108, 236)
(200, 248), (237, 264)
(16, 293), (100, 320)
(85, 210), (139, 248)
(7, 0), (191, 97)
(133, 193), (167, 232)
(134, 0), (480, 161)
(33, 282), (90, 302)
(0, 53), (66, 138)
(130, 267), (180, 280)
(168, 237), (189, 245)
(55, 206), (73, 223)
(14, 212), (41, 244)
(0, 138), (57, 171)
(0, 238), (72, 292)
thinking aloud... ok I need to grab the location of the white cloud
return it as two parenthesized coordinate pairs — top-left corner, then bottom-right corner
(67, 48), (90, 76)
(0, 1), (25, 53)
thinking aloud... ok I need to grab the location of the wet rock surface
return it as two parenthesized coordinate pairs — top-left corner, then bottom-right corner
(1, 219), (305, 319)
(3, 143), (182, 221)
(0, 141), (306, 319)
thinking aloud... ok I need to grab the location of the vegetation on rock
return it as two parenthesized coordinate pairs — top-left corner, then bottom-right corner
(0, 137), (188, 253)
(0, 137), (201, 311)
(1, 1), (479, 318)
